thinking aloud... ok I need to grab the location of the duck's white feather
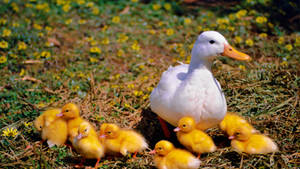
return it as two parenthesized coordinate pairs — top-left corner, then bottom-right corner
(150, 63), (226, 129)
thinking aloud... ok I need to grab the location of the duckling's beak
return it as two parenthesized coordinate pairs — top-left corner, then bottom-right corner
(222, 44), (251, 61)
(99, 134), (106, 139)
(149, 150), (156, 154)
(228, 135), (235, 140)
(173, 127), (180, 132)
(56, 113), (63, 117)
(77, 133), (83, 140)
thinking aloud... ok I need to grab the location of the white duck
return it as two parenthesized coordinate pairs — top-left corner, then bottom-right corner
(150, 31), (251, 136)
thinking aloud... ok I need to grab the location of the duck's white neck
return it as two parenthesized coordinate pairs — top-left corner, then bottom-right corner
(188, 55), (213, 73)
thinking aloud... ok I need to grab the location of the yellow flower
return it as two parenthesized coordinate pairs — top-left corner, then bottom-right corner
(117, 49), (124, 57)
(280, 60), (288, 67)
(131, 0), (138, 2)
(229, 14), (235, 20)
(79, 19), (86, 24)
(40, 51), (51, 58)
(255, 16), (267, 24)
(234, 36), (242, 44)
(184, 18), (192, 25)
(131, 41), (140, 51)
(92, 7), (99, 15)
(219, 24), (227, 30)
(33, 23), (42, 30)
(72, 85), (80, 92)
(11, 2), (19, 12)
(0, 40), (8, 49)
(228, 26), (235, 31)
(0, 18), (7, 25)
(117, 34), (129, 43)
(197, 26), (202, 31)
(245, 39), (254, 46)
(112, 16), (120, 24)
(62, 4), (71, 12)
(216, 18), (229, 25)
(65, 19), (73, 25)
(89, 57), (99, 63)
(268, 22), (274, 28)
(236, 10), (247, 19)
(164, 3), (171, 10)
(153, 4), (161, 10)
(77, 0), (85, 5)
(24, 122), (33, 127)
(124, 103), (130, 109)
(86, 2), (94, 7)
(0, 55), (7, 64)
(101, 37), (110, 45)
(133, 90), (143, 97)
(45, 26), (52, 32)
(127, 84), (135, 89)
(239, 65), (246, 71)
(102, 25), (108, 31)
(2, 29), (11, 37)
(277, 37), (284, 45)
(284, 44), (293, 51)
(90, 40), (97, 46)
(90, 47), (101, 54)
(147, 86), (153, 92)
(295, 36), (300, 47)
(19, 68), (25, 76)
(18, 41), (27, 50)
(10, 53), (17, 58)
(166, 28), (174, 36)
(2, 128), (19, 138)
(259, 33), (267, 38)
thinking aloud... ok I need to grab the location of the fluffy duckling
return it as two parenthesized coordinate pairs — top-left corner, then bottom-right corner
(99, 123), (148, 157)
(56, 103), (96, 143)
(174, 117), (216, 158)
(150, 140), (201, 169)
(230, 127), (278, 154)
(219, 113), (257, 139)
(34, 108), (68, 147)
(73, 121), (105, 168)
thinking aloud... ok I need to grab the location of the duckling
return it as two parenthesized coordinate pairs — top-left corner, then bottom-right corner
(150, 140), (201, 169)
(230, 127), (278, 154)
(99, 123), (148, 157)
(34, 108), (68, 147)
(56, 103), (96, 143)
(73, 121), (105, 168)
(219, 113), (257, 139)
(174, 117), (216, 158)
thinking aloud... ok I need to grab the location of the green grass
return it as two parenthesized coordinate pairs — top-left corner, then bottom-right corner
(0, 0), (299, 168)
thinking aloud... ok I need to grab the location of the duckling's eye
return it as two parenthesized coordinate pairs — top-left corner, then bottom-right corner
(84, 129), (87, 132)
(107, 131), (111, 134)
(209, 40), (215, 44)
(65, 109), (69, 112)
(158, 147), (162, 150)
(182, 124), (186, 128)
(235, 132), (240, 136)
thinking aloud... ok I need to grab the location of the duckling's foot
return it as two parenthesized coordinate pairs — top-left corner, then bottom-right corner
(94, 158), (101, 169)
(132, 152), (138, 158)
(158, 116), (170, 138)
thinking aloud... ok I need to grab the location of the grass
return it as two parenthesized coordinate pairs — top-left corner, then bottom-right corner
(0, 0), (299, 168)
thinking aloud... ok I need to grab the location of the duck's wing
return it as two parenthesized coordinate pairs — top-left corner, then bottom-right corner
(150, 64), (189, 122)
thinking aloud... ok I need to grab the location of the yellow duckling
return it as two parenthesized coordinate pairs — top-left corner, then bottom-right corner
(174, 116), (216, 158)
(56, 103), (96, 143)
(219, 113), (257, 139)
(34, 108), (68, 147)
(73, 121), (105, 168)
(150, 140), (201, 169)
(99, 123), (148, 157)
(230, 127), (278, 154)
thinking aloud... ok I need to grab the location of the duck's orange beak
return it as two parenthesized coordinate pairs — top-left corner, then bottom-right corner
(173, 127), (180, 132)
(222, 44), (251, 61)
(56, 112), (63, 117)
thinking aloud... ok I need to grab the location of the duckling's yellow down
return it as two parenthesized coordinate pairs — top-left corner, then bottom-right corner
(56, 103), (97, 143)
(219, 113), (256, 138)
(73, 122), (104, 168)
(231, 134), (278, 154)
(152, 140), (200, 169)
(99, 123), (148, 156)
(34, 108), (68, 147)
(175, 117), (216, 155)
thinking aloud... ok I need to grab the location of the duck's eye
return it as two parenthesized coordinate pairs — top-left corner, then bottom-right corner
(84, 129), (87, 132)
(209, 40), (215, 44)
(107, 131), (111, 134)
(65, 109), (69, 112)
(182, 124), (186, 128)
(235, 132), (240, 136)
(158, 147), (162, 150)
